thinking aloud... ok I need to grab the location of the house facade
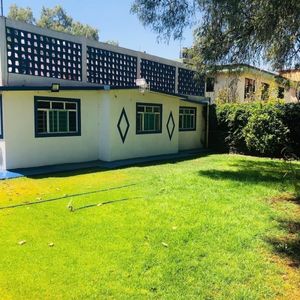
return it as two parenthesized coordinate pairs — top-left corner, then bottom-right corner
(204, 64), (298, 103)
(0, 17), (208, 170)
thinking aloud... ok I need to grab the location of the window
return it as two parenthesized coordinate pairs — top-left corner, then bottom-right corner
(34, 96), (80, 137)
(179, 107), (196, 131)
(206, 77), (215, 92)
(136, 103), (162, 134)
(244, 78), (256, 99)
(0, 95), (3, 139)
(261, 82), (270, 100)
(278, 87), (285, 99)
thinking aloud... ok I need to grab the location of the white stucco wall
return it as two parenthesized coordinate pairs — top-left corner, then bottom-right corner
(3, 90), (100, 169)
(0, 141), (6, 170)
(178, 101), (206, 151)
(2, 89), (206, 169)
(100, 90), (180, 161)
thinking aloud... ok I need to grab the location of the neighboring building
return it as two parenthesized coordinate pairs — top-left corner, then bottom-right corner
(279, 68), (300, 82)
(0, 17), (209, 170)
(204, 64), (298, 103)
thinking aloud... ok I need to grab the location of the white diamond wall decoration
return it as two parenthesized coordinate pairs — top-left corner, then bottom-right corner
(167, 111), (175, 141)
(117, 108), (130, 143)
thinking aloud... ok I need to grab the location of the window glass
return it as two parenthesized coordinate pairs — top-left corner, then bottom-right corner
(179, 107), (196, 131)
(261, 83), (270, 100)
(206, 77), (215, 92)
(35, 97), (80, 137)
(278, 87), (285, 99)
(136, 103), (162, 134)
(244, 78), (256, 99)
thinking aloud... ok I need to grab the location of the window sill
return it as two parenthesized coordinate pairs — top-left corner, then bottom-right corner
(35, 132), (81, 138)
(136, 131), (162, 135)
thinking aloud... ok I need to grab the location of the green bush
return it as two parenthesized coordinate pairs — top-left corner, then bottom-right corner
(209, 102), (300, 158)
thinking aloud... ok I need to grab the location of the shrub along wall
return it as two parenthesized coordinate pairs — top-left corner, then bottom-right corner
(209, 102), (300, 158)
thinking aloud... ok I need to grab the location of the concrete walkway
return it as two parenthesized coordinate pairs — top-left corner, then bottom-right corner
(0, 150), (211, 180)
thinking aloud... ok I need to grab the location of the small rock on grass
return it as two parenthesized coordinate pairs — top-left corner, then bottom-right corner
(18, 240), (26, 246)
(162, 242), (169, 248)
(48, 243), (54, 247)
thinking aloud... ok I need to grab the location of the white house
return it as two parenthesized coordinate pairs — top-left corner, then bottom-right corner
(0, 17), (209, 170)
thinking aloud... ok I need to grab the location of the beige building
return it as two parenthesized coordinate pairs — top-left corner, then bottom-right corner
(205, 64), (298, 103)
(279, 69), (300, 83)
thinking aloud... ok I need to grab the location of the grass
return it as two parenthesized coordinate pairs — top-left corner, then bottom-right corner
(0, 154), (299, 299)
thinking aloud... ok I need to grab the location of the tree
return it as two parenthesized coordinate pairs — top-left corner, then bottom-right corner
(131, 0), (300, 70)
(7, 5), (99, 41)
(37, 6), (73, 33)
(7, 4), (35, 24)
(105, 40), (120, 46)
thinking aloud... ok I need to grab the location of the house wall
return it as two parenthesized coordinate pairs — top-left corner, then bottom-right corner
(280, 70), (300, 82)
(3, 90), (100, 169)
(0, 141), (6, 170)
(178, 101), (205, 151)
(2, 89), (206, 169)
(101, 90), (180, 161)
(206, 71), (298, 103)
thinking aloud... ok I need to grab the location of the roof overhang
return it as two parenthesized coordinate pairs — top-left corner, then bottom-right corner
(0, 85), (211, 104)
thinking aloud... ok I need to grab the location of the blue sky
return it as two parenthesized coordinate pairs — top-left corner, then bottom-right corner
(2, 0), (195, 60)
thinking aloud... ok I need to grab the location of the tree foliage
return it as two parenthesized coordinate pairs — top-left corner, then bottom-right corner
(7, 5), (99, 41)
(131, 0), (300, 70)
(210, 102), (300, 157)
(7, 4), (35, 24)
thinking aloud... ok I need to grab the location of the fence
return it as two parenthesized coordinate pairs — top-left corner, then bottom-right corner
(0, 17), (205, 97)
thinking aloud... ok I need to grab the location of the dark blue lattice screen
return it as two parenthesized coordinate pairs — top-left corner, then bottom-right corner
(141, 59), (176, 93)
(87, 47), (137, 86)
(6, 27), (82, 81)
(178, 68), (205, 96)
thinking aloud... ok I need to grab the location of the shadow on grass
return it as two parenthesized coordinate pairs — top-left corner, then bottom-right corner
(198, 158), (300, 185)
(198, 169), (284, 184)
(25, 151), (214, 179)
(267, 220), (300, 268)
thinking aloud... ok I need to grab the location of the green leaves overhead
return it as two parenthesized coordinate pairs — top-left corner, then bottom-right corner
(7, 5), (99, 41)
(132, 0), (300, 70)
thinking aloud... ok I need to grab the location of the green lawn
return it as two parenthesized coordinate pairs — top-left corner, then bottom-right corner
(0, 154), (299, 299)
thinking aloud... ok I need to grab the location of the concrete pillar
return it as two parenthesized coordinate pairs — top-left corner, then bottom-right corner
(0, 17), (8, 86)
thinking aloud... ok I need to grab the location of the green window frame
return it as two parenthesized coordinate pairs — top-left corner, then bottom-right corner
(136, 103), (162, 134)
(34, 96), (81, 137)
(179, 107), (196, 131)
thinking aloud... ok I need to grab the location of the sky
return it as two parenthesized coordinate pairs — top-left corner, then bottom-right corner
(2, 0), (195, 60)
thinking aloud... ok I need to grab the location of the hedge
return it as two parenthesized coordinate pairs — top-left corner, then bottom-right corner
(209, 102), (300, 158)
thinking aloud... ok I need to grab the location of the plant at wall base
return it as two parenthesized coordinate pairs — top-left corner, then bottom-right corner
(215, 78), (239, 104)
(211, 102), (300, 158)
(243, 107), (290, 157)
(7, 5), (100, 41)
